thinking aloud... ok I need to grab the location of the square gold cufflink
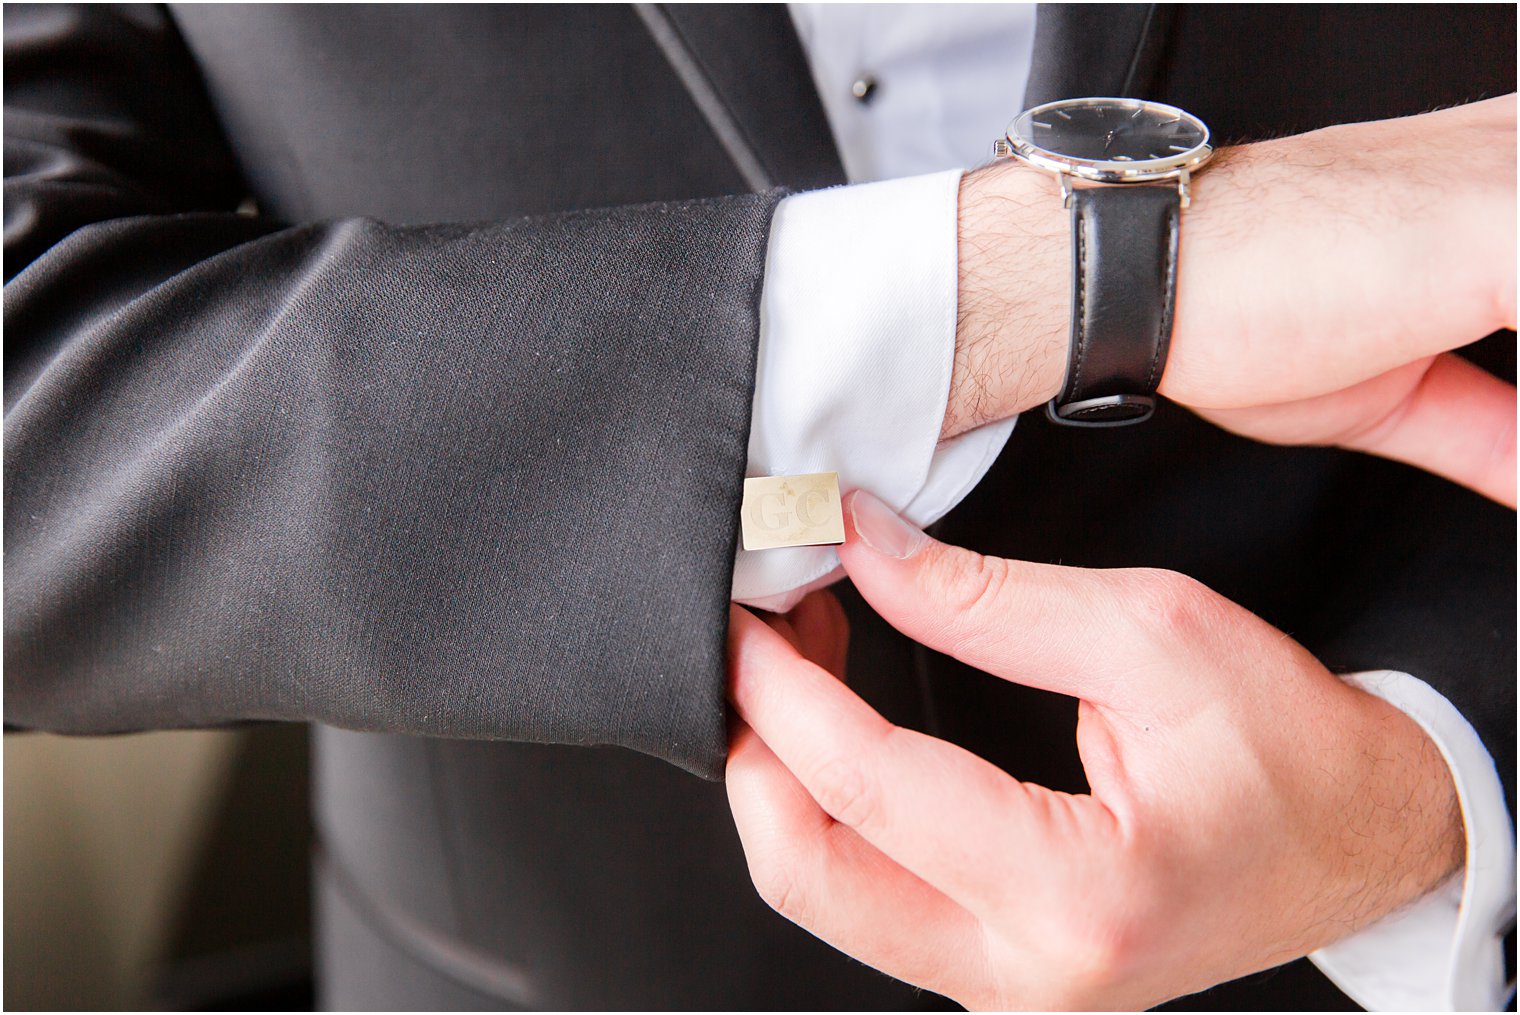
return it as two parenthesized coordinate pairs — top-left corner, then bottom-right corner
(740, 472), (846, 551)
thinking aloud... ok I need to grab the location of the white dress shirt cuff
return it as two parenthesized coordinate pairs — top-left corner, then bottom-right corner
(1310, 669), (1516, 1011)
(732, 169), (1014, 611)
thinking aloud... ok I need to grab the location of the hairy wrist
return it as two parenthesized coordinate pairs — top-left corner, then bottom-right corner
(948, 150), (1257, 439)
(1319, 684), (1466, 941)
(946, 163), (1070, 440)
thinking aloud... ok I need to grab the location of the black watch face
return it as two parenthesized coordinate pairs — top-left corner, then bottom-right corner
(1011, 98), (1208, 168)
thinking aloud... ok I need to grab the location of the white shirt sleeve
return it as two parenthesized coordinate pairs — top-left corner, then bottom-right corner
(732, 168), (1013, 613)
(1311, 670), (1516, 1011)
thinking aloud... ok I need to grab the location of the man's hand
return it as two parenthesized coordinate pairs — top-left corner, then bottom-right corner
(726, 491), (1464, 1011)
(947, 94), (1516, 508)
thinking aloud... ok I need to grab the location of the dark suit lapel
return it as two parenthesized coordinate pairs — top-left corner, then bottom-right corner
(635, 3), (846, 191)
(640, 4), (1176, 186)
(1024, 3), (1176, 108)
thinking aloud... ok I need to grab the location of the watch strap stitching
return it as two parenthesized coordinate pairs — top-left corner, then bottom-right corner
(1068, 196), (1088, 398)
(1143, 200), (1179, 392)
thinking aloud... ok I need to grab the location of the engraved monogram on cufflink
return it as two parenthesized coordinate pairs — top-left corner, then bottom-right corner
(740, 472), (846, 551)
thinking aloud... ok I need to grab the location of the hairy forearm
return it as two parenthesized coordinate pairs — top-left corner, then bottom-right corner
(948, 96), (1516, 509)
(946, 147), (1251, 441)
(945, 163), (1069, 440)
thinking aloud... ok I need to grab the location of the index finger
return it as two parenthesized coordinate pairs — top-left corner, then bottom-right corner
(727, 604), (1109, 917)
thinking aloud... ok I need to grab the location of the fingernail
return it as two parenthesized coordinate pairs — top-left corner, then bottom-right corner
(847, 490), (927, 560)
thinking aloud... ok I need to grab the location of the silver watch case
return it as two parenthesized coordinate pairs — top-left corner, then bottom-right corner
(993, 97), (1214, 207)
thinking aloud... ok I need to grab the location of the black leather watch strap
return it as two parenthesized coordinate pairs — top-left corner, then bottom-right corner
(1048, 185), (1180, 426)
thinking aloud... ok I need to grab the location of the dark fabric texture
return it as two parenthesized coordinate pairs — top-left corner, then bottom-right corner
(653, 3), (848, 192)
(314, 718), (954, 1011)
(1025, 3), (1170, 107)
(4, 3), (1514, 1011)
(4, 3), (779, 779)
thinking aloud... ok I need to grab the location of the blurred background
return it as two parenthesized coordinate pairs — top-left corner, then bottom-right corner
(5, 724), (314, 1010)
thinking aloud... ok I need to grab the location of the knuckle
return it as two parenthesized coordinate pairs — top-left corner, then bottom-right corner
(747, 850), (811, 924)
(1064, 846), (1164, 986)
(808, 754), (880, 831)
(1061, 910), (1144, 986)
(937, 551), (1014, 643)
(1114, 567), (1217, 646)
(1051, 868), (1157, 990)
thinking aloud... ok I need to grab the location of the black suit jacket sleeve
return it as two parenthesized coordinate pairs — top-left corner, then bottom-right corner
(4, 4), (772, 780)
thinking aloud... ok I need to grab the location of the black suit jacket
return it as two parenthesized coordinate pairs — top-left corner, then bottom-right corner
(5, 4), (1514, 1009)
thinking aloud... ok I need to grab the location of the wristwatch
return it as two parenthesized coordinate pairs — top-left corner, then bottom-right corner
(993, 97), (1213, 426)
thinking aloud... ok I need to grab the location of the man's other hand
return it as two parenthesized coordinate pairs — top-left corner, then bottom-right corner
(726, 491), (1464, 1011)
(948, 94), (1516, 509)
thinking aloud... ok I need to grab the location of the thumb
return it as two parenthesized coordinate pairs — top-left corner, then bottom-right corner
(837, 490), (1167, 706)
